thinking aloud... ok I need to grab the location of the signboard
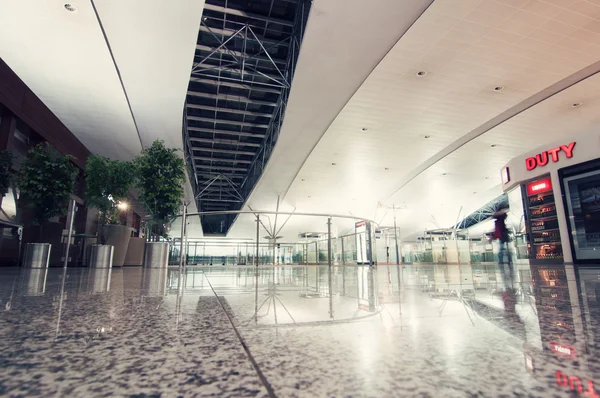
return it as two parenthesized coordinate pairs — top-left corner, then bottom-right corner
(556, 370), (597, 396)
(527, 177), (553, 196)
(526, 142), (576, 171)
(549, 342), (577, 359)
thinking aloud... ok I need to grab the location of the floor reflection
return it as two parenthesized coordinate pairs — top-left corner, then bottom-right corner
(0, 263), (599, 396)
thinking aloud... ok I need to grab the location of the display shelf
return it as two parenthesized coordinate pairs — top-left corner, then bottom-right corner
(531, 228), (560, 233)
(529, 202), (556, 209)
(533, 242), (562, 246)
(531, 214), (558, 221)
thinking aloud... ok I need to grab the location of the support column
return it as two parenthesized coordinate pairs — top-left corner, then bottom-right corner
(327, 217), (332, 267)
(0, 107), (16, 151)
(255, 215), (260, 267)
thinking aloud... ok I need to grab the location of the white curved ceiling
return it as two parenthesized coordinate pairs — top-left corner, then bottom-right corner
(238, 0), (600, 240)
(4, 0), (600, 241)
(0, 0), (204, 205)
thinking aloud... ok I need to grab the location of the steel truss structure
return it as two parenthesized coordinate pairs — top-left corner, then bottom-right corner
(453, 193), (509, 230)
(183, 0), (311, 235)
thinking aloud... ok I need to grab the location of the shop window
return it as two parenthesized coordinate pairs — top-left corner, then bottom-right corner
(562, 162), (600, 262)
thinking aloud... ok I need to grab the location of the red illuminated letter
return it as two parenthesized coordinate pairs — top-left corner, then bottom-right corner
(557, 371), (568, 386)
(536, 152), (549, 167)
(585, 380), (600, 398)
(547, 147), (561, 162)
(561, 142), (576, 158)
(526, 157), (537, 170)
(571, 376), (584, 393)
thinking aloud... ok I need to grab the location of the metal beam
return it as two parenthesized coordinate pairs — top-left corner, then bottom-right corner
(194, 156), (253, 164)
(186, 91), (277, 107)
(203, 4), (294, 27)
(187, 103), (273, 118)
(188, 77), (281, 95)
(195, 44), (286, 66)
(191, 64), (283, 83)
(199, 25), (283, 48)
(197, 173), (244, 179)
(187, 115), (269, 128)
(192, 147), (256, 156)
(195, 164), (248, 172)
(187, 126), (266, 138)
(189, 136), (261, 147)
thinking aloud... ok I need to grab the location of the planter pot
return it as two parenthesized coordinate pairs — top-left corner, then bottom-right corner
(89, 244), (114, 268)
(23, 223), (63, 266)
(22, 243), (51, 268)
(101, 225), (132, 267)
(144, 242), (169, 268)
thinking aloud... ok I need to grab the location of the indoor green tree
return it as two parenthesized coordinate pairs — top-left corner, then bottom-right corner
(18, 143), (78, 233)
(85, 155), (136, 226)
(135, 140), (186, 239)
(0, 150), (13, 199)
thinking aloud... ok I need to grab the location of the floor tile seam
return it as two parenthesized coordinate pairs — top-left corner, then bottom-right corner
(202, 272), (278, 398)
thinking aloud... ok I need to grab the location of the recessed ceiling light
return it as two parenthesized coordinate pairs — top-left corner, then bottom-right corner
(572, 102), (582, 108)
(491, 144), (498, 147)
(308, 196), (311, 198)
(485, 177), (490, 180)
(494, 86), (504, 92)
(424, 135), (431, 139)
(473, 192), (477, 194)
(417, 70), (428, 77)
(385, 167), (389, 170)
(331, 162), (336, 166)
(301, 179), (305, 182)
(442, 173), (448, 176)
(361, 127), (368, 132)
(64, 3), (78, 12)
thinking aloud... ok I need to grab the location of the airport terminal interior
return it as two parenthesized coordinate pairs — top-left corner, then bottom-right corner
(1, 0), (600, 396)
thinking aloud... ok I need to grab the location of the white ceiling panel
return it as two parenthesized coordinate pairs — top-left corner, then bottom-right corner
(0, 0), (140, 160)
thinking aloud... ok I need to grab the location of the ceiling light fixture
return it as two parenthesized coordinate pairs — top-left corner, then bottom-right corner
(491, 144), (498, 147)
(424, 135), (431, 139)
(494, 86), (504, 92)
(385, 167), (389, 170)
(331, 162), (336, 166)
(361, 127), (368, 132)
(572, 102), (582, 108)
(301, 179), (305, 182)
(64, 3), (78, 12)
(442, 173), (448, 176)
(417, 70), (428, 77)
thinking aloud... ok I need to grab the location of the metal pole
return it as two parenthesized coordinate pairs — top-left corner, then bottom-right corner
(255, 215), (260, 267)
(178, 203), (187, 269)
(341, 236), (345, 265)
(63, 199), (76, 268)
(327, 217), (332, 267)
(393, 204), (400, 265)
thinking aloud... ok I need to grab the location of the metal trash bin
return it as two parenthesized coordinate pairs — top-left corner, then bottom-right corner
(22, 243), (51, 268)
(144, 242), (169, 268)
(89, 245), (114, 268)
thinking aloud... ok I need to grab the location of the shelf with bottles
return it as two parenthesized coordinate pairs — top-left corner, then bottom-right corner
(528, 192), (555, 206)
(532, 231), (561, 244)
(530, 204), (557, 219)
(531, 219), (559, 232)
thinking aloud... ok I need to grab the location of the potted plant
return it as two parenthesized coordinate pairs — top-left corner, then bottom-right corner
(85, 155), (136, 267)
(135, 140), (185, 267)
(0, 150), (13, 209)
(18, 143), (78, 266)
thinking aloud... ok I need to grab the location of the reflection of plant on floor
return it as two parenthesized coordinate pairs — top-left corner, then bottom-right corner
(0, 150), (13, 199)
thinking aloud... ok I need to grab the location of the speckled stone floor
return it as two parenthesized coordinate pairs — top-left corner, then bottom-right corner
(0, 264), (598, 397)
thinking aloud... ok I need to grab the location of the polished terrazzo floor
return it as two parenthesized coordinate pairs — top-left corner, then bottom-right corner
(0, 264), (598, 397)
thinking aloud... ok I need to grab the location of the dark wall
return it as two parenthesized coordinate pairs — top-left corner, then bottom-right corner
(0, 58), (89, 168)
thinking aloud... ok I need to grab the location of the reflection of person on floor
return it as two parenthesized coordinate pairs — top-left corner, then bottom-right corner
(493, 209), (518, 315)
(493, 210), (513, 287)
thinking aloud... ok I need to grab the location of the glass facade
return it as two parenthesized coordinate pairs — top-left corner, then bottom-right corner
(562, 165), (600, 262)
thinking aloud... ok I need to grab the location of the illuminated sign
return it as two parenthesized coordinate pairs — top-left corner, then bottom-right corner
(527, 177), (553, 196)
(526, 142), (575, 171)
(550, 342), (576, 359)
(556, 371), (598, 396)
